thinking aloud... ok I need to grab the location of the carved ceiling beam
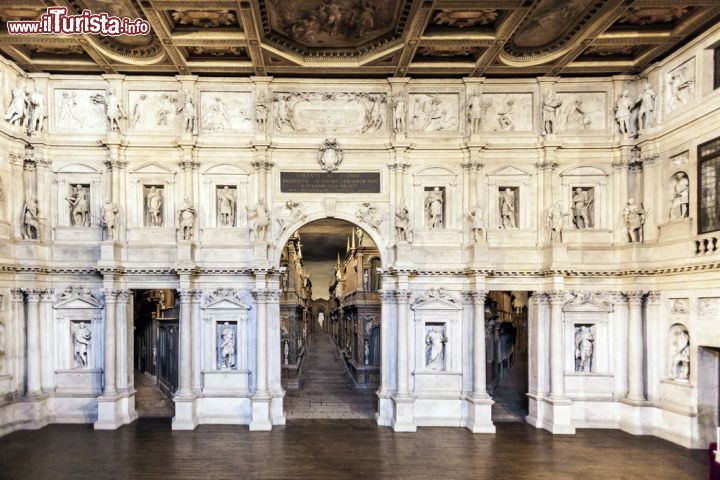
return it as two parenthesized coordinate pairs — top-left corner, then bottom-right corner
(470, 2), (532, 77)
(138, 0), (189, 75)
(0, 45), (37, 72)
(592, 33), (672, 45)
(434, 0), (525, 7)
(151, 0), (238, 8)
(395, 0), (437, 77)
(237, 0), (266, 76)
(171, 31), (247, 47)
(633, 0), (720, 6)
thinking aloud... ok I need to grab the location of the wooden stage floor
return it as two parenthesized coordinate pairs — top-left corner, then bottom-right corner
(0, 418), (709, 479)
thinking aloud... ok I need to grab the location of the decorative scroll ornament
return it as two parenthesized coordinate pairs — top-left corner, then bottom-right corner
(318, 138), (343, 173)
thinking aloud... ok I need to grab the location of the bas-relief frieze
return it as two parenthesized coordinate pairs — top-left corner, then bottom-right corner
(52, 89), (107, 133)
(481, 93), (532, 132)
(200, 91), (254, 134)
(555, 93), (606, 132)
(128, 91), (182, 132)
(665, 57), (695, 114)
(408, 93), (458, 133)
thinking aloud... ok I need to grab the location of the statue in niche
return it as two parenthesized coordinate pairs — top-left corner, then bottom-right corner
(667, 68), (693, 111)
(424, 187), (444, 229)
(468, 206), (486, 243)
(670, 326), (690, 381)
(566, 99), (591, 130)
(356, 202), (381, 230)
(219, 322), (235, 369)
(203, 96), (231, 131)
(467, 94), (487, 134)
(283, 340), (289, 365)
(248, 201), (270, 242)
(101, 199), (119, 241)
(615, 89), (633, 135)
(541, 90), (562, 135)
(5, 82), (28, 127)
(363, 269), (369, 291)
(103, 88), (126, 134)
(499, 188), (517, 229)
(156, 93), (175, 126)
(177, 199), (196, 241)
(66, 184), (90, 227)
(58, 91), (81, 128)
(72, 322), (92, 368)
(177, 90), (197, 135)
(622, 198), (646, 243)
(277, 200), (305, 234)
(146, 186), (163, 227)
(255, 98), (268, 135)
(22, 197), (40, 240)
(572, 187), (593, 229)
(355, 226), (364, 247)
(636, 82), (656, 131)
(669, 172), (689, 220)
(496, 100), (515, 131)
(131, 93), (147, 128)
(393, 93), (407, 134)
(27, 87), (46, 134)
(574, 325), (594, 373)
(364, 340), (369, 366)
(546, 200), (567, 243)
(425, 325), (447, 371)
(394, 201), (413, 243)
(217, 186), (236, 227)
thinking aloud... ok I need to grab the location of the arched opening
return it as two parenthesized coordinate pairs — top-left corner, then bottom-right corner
(278, 218), (381, 419)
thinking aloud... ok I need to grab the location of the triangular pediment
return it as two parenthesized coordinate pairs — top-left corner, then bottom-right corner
(563, 292), (612, 313)
(203, 297), (251, 310)
(55, 295), (102, 310)
(130, 162), (175, 174)
(490, 165), (530, 177)
(412, 297), (461, 311)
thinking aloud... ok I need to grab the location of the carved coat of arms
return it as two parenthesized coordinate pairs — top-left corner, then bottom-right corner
(318, 138), (343, 173)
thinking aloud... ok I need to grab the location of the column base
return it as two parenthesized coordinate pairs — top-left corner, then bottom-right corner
(16, 393), (52, 430)
(249, 394), (272, 431)
(532, 395), (575, 434)
(95, 392), (137, 430)
(466, 395), (496, 434)
(391, 395), (416, 432)
(270, 391), (286, 426)
(172, 394), (198, 430)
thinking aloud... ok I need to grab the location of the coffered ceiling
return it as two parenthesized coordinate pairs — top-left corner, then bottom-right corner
(1, 0), (719, 77)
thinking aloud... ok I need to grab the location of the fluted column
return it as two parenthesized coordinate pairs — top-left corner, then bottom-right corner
(9, 289), (25, 394)
(471, 291), (489, 399)
(103, 289), (117, 395)
(25, 289), (42, 395)
(548, 290), (565, 398)
(39, 289), (55, 393)
(191, 290), (203, 393)
(252, 288), (270, 398)
(115, 290), (130, 392)
(378, 288), (396, 397)
(176, 289), (193, 397)
(626, 291), (646, 401)
(395, 289), (412, 399)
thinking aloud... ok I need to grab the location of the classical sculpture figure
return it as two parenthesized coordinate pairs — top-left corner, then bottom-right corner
(66, 184), (90, 227)
(499, 188), (517, 229)
(355, 226), (364, 247)
(255, 100), (268, 135)
(204, 96), (231, 130)
(156, 93), (174, 126)
(468, 205), (485, 243)
(497, 100), (515, 131)
(101, 199), (119, 241)
(131, 93), (146, 128)
(393, 94), (406, 134)
(547, 200), (567, 243)
(217, 186), (236, 227)
(425, 187), (444, 229)
(670, 327), (690, 381)
(395, 201), (413, 243)
(73, 322), (92, 368)
(104, 88), (126, 133)
(27, 87), (46, 134)
(572, 187), (592, 229)
(615, 89), (632, 135)
(415, 94), (447, 131)
(146, 186), (163, 227)
(248, 201), (270, 241)
(180, 92), (197, 135)
(284, 340), (289, 365)
(541, 90), (562, 135)
(363, 269), (369, 291)
(364, 340), (370, 365)
(58, 91), (81, 128)
(177, 199), (196, 241)
(567, 99), (590, 129)
(467, 94), (485, 134)
(637, 82), (656, 131)
(220, 322), (235, 369)
(667, 69), (693, 111)
(425, 326), (447, 371)
(22, 197), (40, 240)
(623, 198), (646, 243)
(574, 326), (594, 373)
(5, 82), (28, 127)
(356, 202), (381, 230)
(670, 172), (689, 220)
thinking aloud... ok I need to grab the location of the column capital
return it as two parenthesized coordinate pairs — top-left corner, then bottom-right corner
(530, 291), (549, 305)
(646, 291), (662, 305)
(625, 291), (647, 305)
(23, 288), (41, 302)
(395, 289), (412, 303)
(39, 288), (55, 302)
(178, 288), (194, 303)
(103, 288), (119, 302)
(380, 289), (397, 303)
(10, 288), (25, 302)
(252, 288), (280, 303)
(610, 292), (627, 305)
(116, 289), (132, 303)
(547, 290), (565, 304)
(191, 289), (203, 302)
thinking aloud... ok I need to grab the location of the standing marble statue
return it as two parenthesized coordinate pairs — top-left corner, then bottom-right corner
(615, 90), (633, 135)
(468, 206), (485, 243)
(467, 94), (485, 134)
(393, 94), (406, 134)
(541, 90), (562, 135)
(623, 199), (646, 243)
(425, 326), (447, 371)
(177, 199), (196, 241)
(181, 94), (197, 135)
(637, 82), (656, 131)
(670, 172), (689, 220)
(364, 340), (370, 366)
(425, 187), (444, 229)
(355, 226), (364, 247)
(27, 88), (46, 134)
(22, 197), (40, 240)
(546, 200), (567, 243)
(220, 322), (235, 369)
(499, 188), (517, 229)
(572, 187), (592, 229)
(73, 322), (92, 368)
(255, 100), (268, 135)
(670, 327), (690, 381)
(146, 186), (163, 227)
(217, 186), (236, 227)
(66, 184), (90, 227)
(5, 83), (28, 127)
(574, 326), (594, 373)
(283, 340), (290, 365)
(363, 269), (369, 291)
(104, 88), (126, 134)
(248, 201), (270, 241)
(395, 202), (413, 243)
(101, 199), (119, 241)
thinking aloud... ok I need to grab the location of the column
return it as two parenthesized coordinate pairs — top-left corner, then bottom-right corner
(176, 289), (193, 397)
(395, 289), (411, 399)
(39, 289), (55, 393)
(548, 290), (565, 398)
(252, 148), (272, 204)
(626, 291), (646, 402)
(378, 288), (396, 400)
(25, 290), (42, 396)
(471, 291), (489, 399)
(192, 290), (203, 393)
(250, 288), (272, 430)
(103, 289), (117, 395)
(9, 289), (25, 394)
(115, 290), (129, 392)
(642, 155), (659, 242)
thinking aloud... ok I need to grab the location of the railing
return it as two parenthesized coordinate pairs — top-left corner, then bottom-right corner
(695, 234), (719, 255)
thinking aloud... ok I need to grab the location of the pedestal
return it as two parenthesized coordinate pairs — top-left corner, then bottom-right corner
(253, 241), (269, 263)
(471, 243), (490, 268)
(249, 395), (272, 431)
(542, 243), (569, 268)
(466, 395), (496, 433)
(391, 396), (416, 432)
(542, 396), (575, 434)
(176, 240), (195, 263)
(95, 393), (137, 430)
(394, 242), (412, 268)
(171, 395), (198, 430)
(99, 240), (120, 264)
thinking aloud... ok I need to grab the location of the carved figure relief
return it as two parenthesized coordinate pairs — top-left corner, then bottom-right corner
(467, 94), (489, 135)
(103, 88), (126, 133)
(623, 198), (646, 243)
(66, 184), (91, 227)
(468, 205), (485, 243)
(318, 138), (343, 172)
(145, 186), (164, 227)
(669, 324), (690, 382)
(248, 201), (270, 241)
(425, 324), (447, 371)
(277, 200), (306, 234)
(55, 90), (105, 132)
(72, 322), (92, 368)
(22, 197), (39, 240)
(433, 9), (498, 28)
(218, 322), (236, 370)
(671, 299), (689, 315)
(5, 82), (27, 127)
(177, 199), (196, 240)
(615, 89), (633, 135)
(393, 93), (407, 134)
(255, 96), (269, 135)
(666, 60), (695, 113)
(217, 186), (237, 227)
(177, 89), (197, 135)
(101, 199), (119, 240)
(424, 186), (445, 229)
(574, 325), (594, 372)
(541, 90), (562, 135)
(571, 187), (594, 229)
(395, 201), (413, 243)
(409, 94), (458, 132)
(27, 86), (46, 134)
(130, 93), (146, 128)
(481, 94), (532, 132)
(156, 93), (175, 126)
(547, 200), (567, 243)
(556, 93), (605, 132)
(669, 172), (689, 220)
(200, 92), (253, 133)
(355, 202), (381, 231)
(636, 82), (656, 131)
(499, 187), (518, 229)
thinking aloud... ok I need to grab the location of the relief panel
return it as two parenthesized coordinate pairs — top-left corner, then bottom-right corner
(128, 90), (182, 132)
(556, 92), (606, 132)
(481, 93), (532, 132)
(52, 89), (107, 133)
(200, 91), (254, 134)
(408, 93), (458, 133)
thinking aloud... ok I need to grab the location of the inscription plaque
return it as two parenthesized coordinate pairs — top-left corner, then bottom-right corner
(280, 172), (380, 194)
